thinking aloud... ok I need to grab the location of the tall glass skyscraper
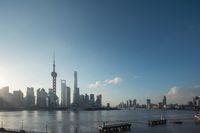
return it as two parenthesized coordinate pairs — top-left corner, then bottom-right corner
(73, 71), (79, 107)
(61, 80), (71, 108)
(61, 80), (67, 108)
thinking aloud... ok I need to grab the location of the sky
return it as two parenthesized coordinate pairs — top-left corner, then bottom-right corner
(0, 0), (200, 106)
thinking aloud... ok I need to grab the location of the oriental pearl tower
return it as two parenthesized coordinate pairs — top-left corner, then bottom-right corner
(51, 54), (58, 108)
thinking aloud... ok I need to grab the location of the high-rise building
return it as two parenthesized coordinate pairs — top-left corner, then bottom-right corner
(26, 87), (35, 107)
(133, 99), (137, 108)
(37, 88), (47, 108)
(90, 94), (95, 107)
(13, 90), (24, 108)
(48, 88), (59, 108)
(107, 103), (110, 108)
(50, 54), (58, 108)
(79, 94), (85, 108)
(61, 80), (71, 108)
(0, 86), (12, 108)
(129, 100), (132, 107)
(96, 94), (102, 108)
(90, 94), (95, 103)
(146, 99), (151, 109)
(66, 86), (71, 108)
(163, 96), (167, 107)
(193, 96), (200, 108)
(73, 71), (79, 107)
(126, 100), (129, 107)
(85, 94), (89, 107)
(61, 80), (67, 108)
(0, 86), (9, 97)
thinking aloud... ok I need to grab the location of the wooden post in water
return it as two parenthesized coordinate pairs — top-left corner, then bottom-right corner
(21, 120), (23, 130)
(1, 121), (3, 128)
(45, 121), (48, 133)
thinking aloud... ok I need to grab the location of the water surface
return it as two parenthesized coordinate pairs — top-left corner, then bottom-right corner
(0, 109), (199, 133)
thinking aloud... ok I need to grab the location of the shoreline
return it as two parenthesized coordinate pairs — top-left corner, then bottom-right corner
(0, 107), (119, 112)
(0, 107), (198, 112)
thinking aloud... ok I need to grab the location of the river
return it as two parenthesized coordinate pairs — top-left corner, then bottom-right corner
(0, 109), (199, 133)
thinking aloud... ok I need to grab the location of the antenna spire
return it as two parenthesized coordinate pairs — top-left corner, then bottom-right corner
(53, 52), (55, 72)
(53, 52), (55, 65)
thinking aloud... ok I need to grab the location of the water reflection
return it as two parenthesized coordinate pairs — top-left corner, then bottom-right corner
(0, 110), (199, 133)
(195, 121), (200, 128)
(71, 111), (80, 133)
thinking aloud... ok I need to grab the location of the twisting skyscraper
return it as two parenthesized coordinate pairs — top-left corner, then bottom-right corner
(73, 71), (79, 107)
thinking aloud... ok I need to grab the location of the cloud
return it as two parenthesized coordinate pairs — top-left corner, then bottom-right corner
(167, 86), (178, 98)
(89, 77), (122, 89)
(88, 81), (102, 89)
(166, 85), (200, 104)
(104, 77), (122, 85)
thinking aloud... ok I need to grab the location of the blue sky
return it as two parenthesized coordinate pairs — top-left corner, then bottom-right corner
(0, 0), (200, 106)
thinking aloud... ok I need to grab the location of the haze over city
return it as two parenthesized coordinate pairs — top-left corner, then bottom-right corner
(0, 0), (200, 106)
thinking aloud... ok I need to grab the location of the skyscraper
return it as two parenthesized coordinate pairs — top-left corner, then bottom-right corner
(26, 87), (35, 107)
(133, 99), (137, 108)
(13, 90), (24, 108)
(96, 94), (102, 108)
(90, 94), (95, 107)
(73, 71), (79, 107)
(79, 94), (85, 108)
(90, 94), (95, 103)
(129, 100), (132, 107)
(147, 99), (151, 109)
(37, 88), (47, 108)
(48, 88), (56, 108)
(61, 80), (67, 108)
(84, 94), (89, 107)
(163, 96), (167, 106)
(50, 54), (58, 108)
(66, 86), (71, 108)
(0, 86), (12, 108)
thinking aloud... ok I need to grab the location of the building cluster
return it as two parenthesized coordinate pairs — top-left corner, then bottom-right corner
(0, 85), (102, 110)
(118, 99), (137, 108)
(118, 95), (200, 110)
(61, 72), (102, 109)
(191, 96), (200, 109)
(78, 94), (102, 109)
(0, 56), (102, 110)
(0, 86), (33, 109)
(118, 96), (167, 109)
(146, 96), (167, 109)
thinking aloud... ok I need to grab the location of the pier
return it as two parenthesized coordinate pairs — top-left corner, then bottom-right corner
(98, 122), (131, 133)
(148, 119), (167, 126)
(0, 128), (45, 133)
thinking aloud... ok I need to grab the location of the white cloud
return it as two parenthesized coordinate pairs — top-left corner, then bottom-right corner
(88, 81), (102, 89)
(104, 77), (122, 85)
(89, 77), (122, 89)
(166, 85), (200, 104)
(167, 86), (178, 98)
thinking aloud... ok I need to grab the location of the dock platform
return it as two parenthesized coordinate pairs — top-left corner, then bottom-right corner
(148, 119), (167, 126)
(98, 122), (131, 133)
(0, 128), (45, 133)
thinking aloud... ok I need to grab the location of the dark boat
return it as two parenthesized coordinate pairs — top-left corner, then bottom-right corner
(171, 121), (183, 124)
(98, 122), (131, 133)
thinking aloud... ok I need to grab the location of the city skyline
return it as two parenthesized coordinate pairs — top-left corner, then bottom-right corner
(0, 1), (200, 106)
